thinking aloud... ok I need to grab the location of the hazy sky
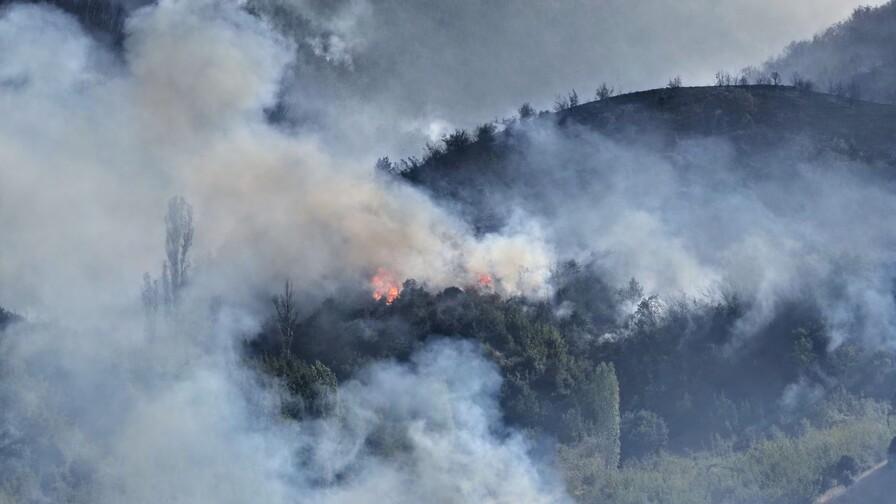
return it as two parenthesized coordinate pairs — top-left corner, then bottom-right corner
(2, 0), (883, 155)
(249, 0), (890, 156)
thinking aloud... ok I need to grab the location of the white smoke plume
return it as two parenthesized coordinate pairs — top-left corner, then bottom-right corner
(0, 0), (554, 313)
(0, 1), (563, 502)
(472, 119), (896, 349)
(0, 310), (569, 502)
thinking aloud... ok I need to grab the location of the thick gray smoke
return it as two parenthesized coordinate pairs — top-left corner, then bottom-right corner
(471, 119), (896, 349)
(0, 1), (561, 502)
(1, 315), (568, 502)
(0, 0), (553, 313)
(2, 0), (895, 502)
(765, 1), (896, 104)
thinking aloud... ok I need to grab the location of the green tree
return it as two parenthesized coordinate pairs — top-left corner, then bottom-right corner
(586, 362), (621, 468)
(621, 409), (669, 461)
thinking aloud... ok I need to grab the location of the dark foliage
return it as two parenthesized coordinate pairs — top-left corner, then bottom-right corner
(247, 263), (896, 457)
(0, 306), (21, 332)
(0, 0), (148, 48)
(621, 409), (669, 461)
(396, 86), (896, 237)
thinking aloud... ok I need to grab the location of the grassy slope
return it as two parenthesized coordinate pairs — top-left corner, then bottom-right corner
(562, 86), (896, 161)
(583, 401), (892, 504)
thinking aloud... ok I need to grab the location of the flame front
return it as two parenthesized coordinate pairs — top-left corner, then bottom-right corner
(371, 268), (401, 304)
(477, 273), (494, 288)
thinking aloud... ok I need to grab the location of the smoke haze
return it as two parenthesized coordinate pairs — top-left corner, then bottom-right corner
(2, 1), (896, 503)
(0, 1), (559, 501)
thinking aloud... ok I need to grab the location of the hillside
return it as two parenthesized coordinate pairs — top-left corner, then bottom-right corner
(563, 86), (896, 160)
(818, 461), (895, 503)
(765, 0), (896, 105)
(404, 85), (896, 174)
(393, 85), (896, 233)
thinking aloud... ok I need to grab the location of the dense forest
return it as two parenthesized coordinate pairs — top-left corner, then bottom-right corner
(243, 60), (896, 501)
(245, 262), (896, 503)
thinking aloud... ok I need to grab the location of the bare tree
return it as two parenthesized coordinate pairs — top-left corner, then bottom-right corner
(740, 66), (768, 85)
(553, 96), (569, 112)
(791, 73), (814, 92)
(140, 196), (194, 334)
(141, 272), (159, 337)
(715, 71), (733, 87)
(770, 71), (782, 86)
(595, 82), (614, 101)
(553, 89), (579, 112)
(272, 280), (298, 358)
(374, 156), (395, 175)
(667, 76), (683, 89)
(518, 102), (535, 120)
(164, 196), (193, 307)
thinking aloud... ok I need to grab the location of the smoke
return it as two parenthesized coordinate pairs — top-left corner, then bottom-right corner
(0, 0), (553, 314)
(0, 312), (568, 502)
(245, 0), (884, 158)
(2, 0), (896, 501)
(293, 340), (569, 504)
(449, 118), (896, 349)
(0, 1), (562, 502)
(765, 0), (896, 104)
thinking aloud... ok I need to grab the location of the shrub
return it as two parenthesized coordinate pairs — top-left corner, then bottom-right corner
(622, 410), (669, 461)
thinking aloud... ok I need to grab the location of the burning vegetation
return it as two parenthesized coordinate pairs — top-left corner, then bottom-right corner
(370, 267), (401, 304)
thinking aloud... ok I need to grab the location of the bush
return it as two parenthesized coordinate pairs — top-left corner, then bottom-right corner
(0, 306), (20, 331)
(475, 123), (497, 145)
(824, 455), (859, 487)
(595, 83), (614, 100)
(622, 410), (669, 461)
(792, 73), (815, 92)
(254, 354), (337, 419)
(442, 129), (472, 153)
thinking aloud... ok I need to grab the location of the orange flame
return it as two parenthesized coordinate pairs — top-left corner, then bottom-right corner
(371, 268), (401, 304)
(477, 273), (494, 288)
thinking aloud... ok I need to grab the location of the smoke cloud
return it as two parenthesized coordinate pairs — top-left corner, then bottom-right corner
(0, 1), (560, 501)
(0, 311), (568, 502)
(2, 0), (896, 502)
(0, 0), (553, 314)
(765, 1), (896, 104)
(454, 118), (896, 349)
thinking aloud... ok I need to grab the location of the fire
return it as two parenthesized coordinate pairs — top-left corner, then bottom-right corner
(371, 267), (401, 304)
(477, 273), (494, 289)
